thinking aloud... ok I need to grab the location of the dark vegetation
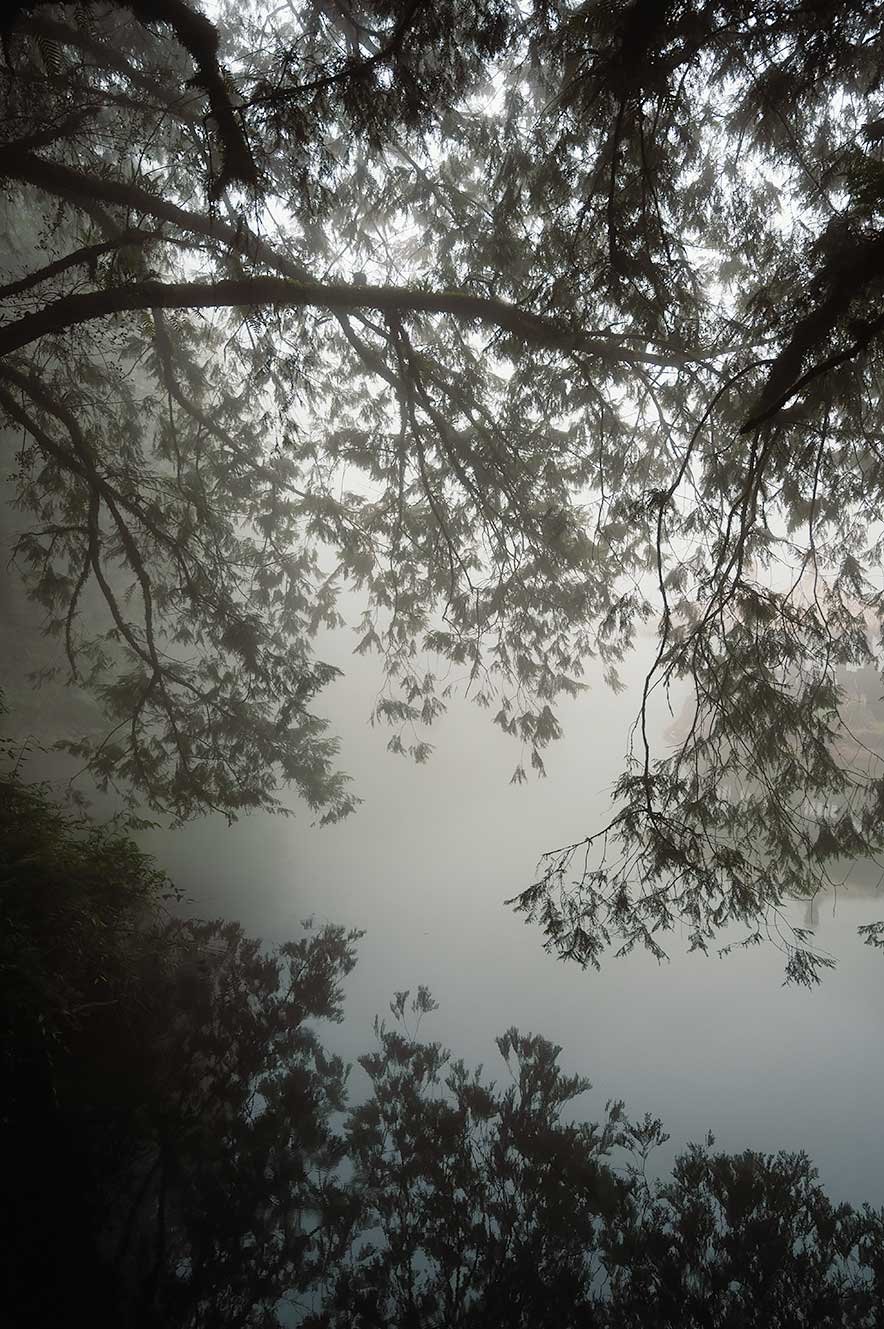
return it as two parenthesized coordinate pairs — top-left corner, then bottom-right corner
(3, 766), (884, 1327)
(4, 1), (884, 1322)
(3, 0), (884, 976)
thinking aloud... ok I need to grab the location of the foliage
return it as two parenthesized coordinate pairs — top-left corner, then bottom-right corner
(4, 1), (884, 971)
(0, 766), (363, 1327)
(3, 771), (884, 1326)
(0, 761), (174, 1105)
(315, 996), (884, 1329)
(603, 1138), (884, 1328)
(319, 989), (626, 1328)
(0, 763), (176, 1325)
(114, 916), (363, 1329)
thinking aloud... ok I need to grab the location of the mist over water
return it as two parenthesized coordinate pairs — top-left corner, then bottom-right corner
(4, 506), (880, 1209)
(9, 3), (884, 1320)
(139, 630), (884, 1210)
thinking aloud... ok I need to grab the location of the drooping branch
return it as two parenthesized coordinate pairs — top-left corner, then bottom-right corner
(0, 148), (270, 263)
(0, 368), (163, 673)
(254, 0), (427, 102)
(0, 149), (746, 375)
(0, 379), (281, 817)
(150, 306), (265, 469)
(0, 361), (281, 619)
(741, 307), (884, 433)
(19, 13), (203, 122)
(742, 227), (884, 431)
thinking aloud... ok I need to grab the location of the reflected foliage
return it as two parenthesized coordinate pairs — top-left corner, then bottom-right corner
(605, 1140), (884, 1328)
(320, 993), (626, 1328)
(3, 774), (883, 1327)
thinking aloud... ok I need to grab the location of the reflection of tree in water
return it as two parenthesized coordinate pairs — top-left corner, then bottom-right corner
(5, 771), (884, 1328)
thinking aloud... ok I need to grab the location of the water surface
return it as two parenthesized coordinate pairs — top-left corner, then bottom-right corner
(142, 640), (884, 1209)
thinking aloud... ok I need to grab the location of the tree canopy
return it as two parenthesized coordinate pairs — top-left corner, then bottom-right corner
(3, 0), (884, 978)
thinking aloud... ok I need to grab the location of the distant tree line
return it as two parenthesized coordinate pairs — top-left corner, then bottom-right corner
(3, 765), (882, 1328)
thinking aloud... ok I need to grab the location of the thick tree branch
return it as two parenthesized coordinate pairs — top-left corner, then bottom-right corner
(6, 0), (255, 193)
(1, 109), (96, 154)
(741, 308), (884, 432)
(0, 271), (700, 367)
(19, 13), (202, 122)
(0, 150), (738, 373)
(0, 148), (308, 288)
(126, 0), (255, 193)
(742, 228), (884, 430)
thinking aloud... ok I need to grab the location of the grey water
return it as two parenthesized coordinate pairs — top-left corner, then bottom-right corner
(139, 636), (884, 1211)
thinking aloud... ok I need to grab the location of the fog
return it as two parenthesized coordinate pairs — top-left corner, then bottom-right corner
(3, 487), (882, 1210)
(138, 629), (884, 1210)
(9, 4), (884, 1319)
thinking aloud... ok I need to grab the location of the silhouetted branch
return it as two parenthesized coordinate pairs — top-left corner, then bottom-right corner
(5, 0), (255, 193)
(254, 0), (427, 102)
(0, 230), (156, 301)
(742, 228), (884, 430)
(0, 268), (711, 367)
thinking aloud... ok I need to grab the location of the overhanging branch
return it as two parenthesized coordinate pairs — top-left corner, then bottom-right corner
(5, 0), (255, 193)
(0, 271), (707, 367)
(0, 230), (156, 301)
(742, 227), (884, 431)
(0, 148), (268, 262)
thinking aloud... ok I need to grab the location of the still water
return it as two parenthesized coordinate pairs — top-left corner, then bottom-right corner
(141, 640), (884, 1210)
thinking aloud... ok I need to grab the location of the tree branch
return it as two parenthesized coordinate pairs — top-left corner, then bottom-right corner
(0, 271), (698, 367)
(6, 0), (255, 193)
(742, 227), (884, 430)
(741, 308), (884, 432)
(0, 147), (265, 260)
(0, 230), (156, 301)
(0, 150), (737, 373)
(254, 0), (426, 102)
(1, 360), (253, 630)
(0, 109), (95, 154)
(19, 13), (202, 123)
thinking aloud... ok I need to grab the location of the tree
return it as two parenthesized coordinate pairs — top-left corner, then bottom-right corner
(3, 0), (884, 977)
(309, 992), (884, 1329)
(321, 988), (626, 1328)
(601, 1137), (884, 1329)
(0, 762), (363, 1327)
